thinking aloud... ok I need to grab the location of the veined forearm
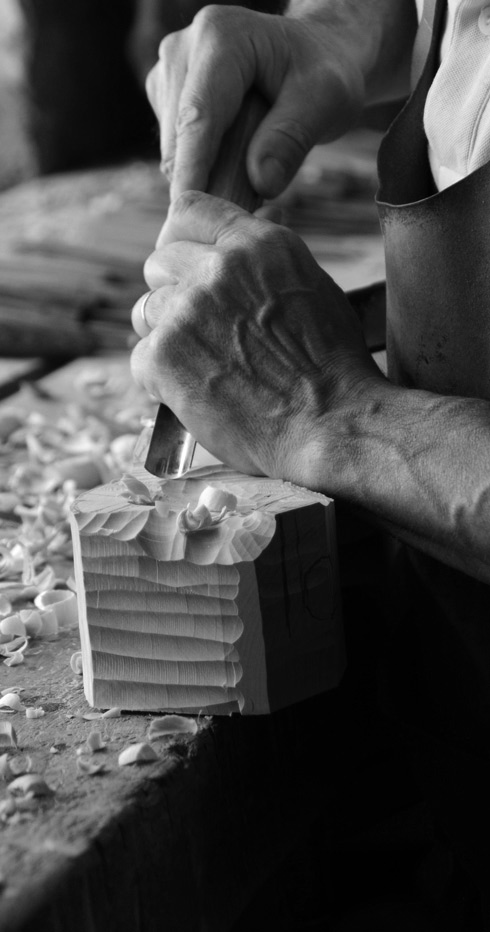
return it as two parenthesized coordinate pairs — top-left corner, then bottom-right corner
(286, 0), (417, 104)
(319, 386), (490, 582)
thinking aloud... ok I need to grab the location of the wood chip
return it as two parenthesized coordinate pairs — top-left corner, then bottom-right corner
(118, 743), (158, 766)
(70, 651), (83, 675)
(0, 693), (25, 712)
(8, 773), (54, 798)
(148, 715), (198, 739)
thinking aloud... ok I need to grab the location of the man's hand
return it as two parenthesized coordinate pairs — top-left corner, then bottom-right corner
(131, 191), (384, 485)
(146, 5), (368, 203)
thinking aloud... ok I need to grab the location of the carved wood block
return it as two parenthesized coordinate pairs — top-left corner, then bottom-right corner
(69, 471), (345, 714)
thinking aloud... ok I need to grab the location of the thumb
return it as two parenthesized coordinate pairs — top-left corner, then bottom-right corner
(247, 81), (320, 198)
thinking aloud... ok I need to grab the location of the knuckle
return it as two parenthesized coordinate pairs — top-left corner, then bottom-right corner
(193, 4), (226, 34)
(256, 221), (292, 252)
(159, 153), (175, 181)
(171, 189), (206, 218)
(175, 101), (205, 137)
(143, 253), (159, 287)
(157, 31), (179, 61)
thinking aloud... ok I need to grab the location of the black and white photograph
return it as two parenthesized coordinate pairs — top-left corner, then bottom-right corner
(0, 1), (489, 930)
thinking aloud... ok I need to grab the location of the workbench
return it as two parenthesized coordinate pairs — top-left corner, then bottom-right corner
(0, 135), (420, 932)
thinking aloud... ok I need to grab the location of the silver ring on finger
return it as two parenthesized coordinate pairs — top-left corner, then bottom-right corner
(140, 290), (155, 328)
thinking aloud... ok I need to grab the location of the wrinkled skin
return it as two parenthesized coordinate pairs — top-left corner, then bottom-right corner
(131, 192), (385, 484)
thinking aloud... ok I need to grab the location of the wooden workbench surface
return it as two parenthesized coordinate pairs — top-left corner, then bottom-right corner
(0, 356), (340, 932)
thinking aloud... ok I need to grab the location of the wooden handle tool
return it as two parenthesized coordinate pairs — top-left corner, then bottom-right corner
(144, 89), (269, 478)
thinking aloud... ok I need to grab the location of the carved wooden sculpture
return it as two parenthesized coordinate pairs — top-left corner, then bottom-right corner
(69, 469), (345, 713)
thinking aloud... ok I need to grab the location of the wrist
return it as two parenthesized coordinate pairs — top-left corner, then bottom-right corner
(283, 374), (393, 496)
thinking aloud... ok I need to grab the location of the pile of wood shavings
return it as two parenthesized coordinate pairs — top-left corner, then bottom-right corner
(0, 364), (157, 665)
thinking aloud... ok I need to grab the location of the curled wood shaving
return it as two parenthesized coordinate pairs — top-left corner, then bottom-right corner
(0, 635), (29, 657)
(0, 693), (25, 712)
(176, 487), (238, 536)
(148, 715), (198, 739)
(19, 608), (43, 637)
(0, 635), (29, 667)
(3, 651), (25, 667)
(7, 773), (54, 798)
(118, 743), (158, 766)
(0, 614), (27, 638)
(70, 651), (83, 675)
(102, 707), (121, 718)
(38, 607), (58, 639)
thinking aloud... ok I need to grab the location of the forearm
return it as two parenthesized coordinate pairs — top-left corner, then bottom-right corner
(308, 385), (490, 582)
(286, 0), (417, 104)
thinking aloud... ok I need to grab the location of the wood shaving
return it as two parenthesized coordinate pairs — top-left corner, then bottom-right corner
(70, 651), (83, 674)
(7, 773), (54, 798)
(4, 651), (25, 667)
(19, 608), (43, 637)
(0, 371), (156, 670)
(148, 715), (198, 739)
(118, 743), (158, 766)
(0, 693), (25, 712)
(0, 613), (27, 638)
(8, 755), (33, 776)
(25, 707), (45, 719)
(78, 731), (106, 753)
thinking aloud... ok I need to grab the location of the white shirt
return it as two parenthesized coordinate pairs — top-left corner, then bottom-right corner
(415, 0), (490, 189)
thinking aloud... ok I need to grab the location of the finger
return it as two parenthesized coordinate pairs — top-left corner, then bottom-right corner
(155, 31), (191, 184)
(156, 191), (256, 249)
(143, 242), (206, 290)
(130, 335), (157, 396)
(131, 288), (171, 338)
(166, 8), (258, 199)
(247, 79), (321, 197)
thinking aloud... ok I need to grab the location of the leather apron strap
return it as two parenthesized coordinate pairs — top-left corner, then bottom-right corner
(410, 0), (440, 90)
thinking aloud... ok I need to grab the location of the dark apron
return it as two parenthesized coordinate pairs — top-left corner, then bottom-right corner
(375, 0), (490, 922)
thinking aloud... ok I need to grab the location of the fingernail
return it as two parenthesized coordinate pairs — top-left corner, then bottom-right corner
(259, 157), (288, 197)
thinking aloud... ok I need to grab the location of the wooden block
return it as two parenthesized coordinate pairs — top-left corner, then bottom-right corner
(69, 471), (345, 714)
